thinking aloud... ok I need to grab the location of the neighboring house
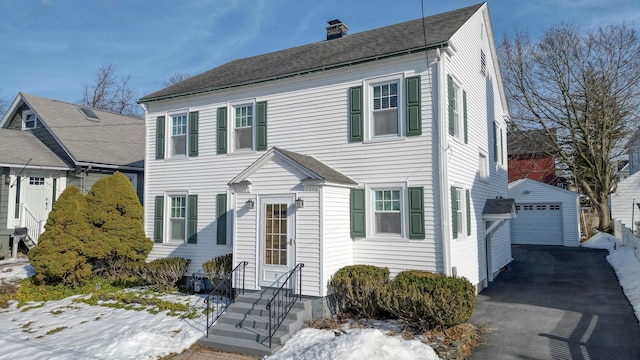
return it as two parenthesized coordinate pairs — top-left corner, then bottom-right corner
(139, 2), (513, 302)
(508, 178), (580, 246)
(617, 160), (630, 181)
(0, 93), (145, 256)
(611, 171), (640, 231)
(507, 128), (560, 186)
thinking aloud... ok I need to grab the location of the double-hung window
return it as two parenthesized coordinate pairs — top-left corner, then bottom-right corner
(234, 104), (253, 150)
(448, 75), (467, 143)
(153, 194), (198, 244)
(451, 187), (471, 239)
(348, 75), (421, 142)
(169, 196), (186, 241)
(217, 101), (267, 154)
(371, 82), (399, 136)
(171, 114), (187, 156)
(155, 111), (198, 160)
(374, 189), (401, 235)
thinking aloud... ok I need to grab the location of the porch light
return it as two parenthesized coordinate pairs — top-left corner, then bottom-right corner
(295, 198), (304, 209)
(245, 199), (255, 209)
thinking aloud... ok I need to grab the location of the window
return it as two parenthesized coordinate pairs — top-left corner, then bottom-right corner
(374, 190), (401, 234)
(371, 82), (398, 136)
(550, 204), (561, 210)
(217, 101), (267, 154)
(451, 187), (467, 239)
(448, 75), (467, 142)
(536, 204), (547, 211)
(169, 196), (186, 241)
(29, 177), (45, 185)
(348, 76), (421, 142)
(171, 114), (187, 156)
(479, 152), (489, 180)
(350, 186), (424, 240)
(155, 112), (198, 160)
(234, 104), (253, 150)
(153, 194), (198, 244)
(455, 188), (464, 236)
(523, 205), (534, 211)
(493, 121), (504, 165)
(516, 205), (521, 211)
(22, 111), (37, 129)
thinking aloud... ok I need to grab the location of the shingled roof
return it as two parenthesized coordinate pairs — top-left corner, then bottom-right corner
(507, 128), (557, 157)
(12, 93), (145, 169)
(0, 129), (69, 169)
(140, 3), (483, 103)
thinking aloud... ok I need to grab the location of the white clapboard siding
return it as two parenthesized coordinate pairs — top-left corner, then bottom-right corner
(320, 186), (353, 296)
(611, 171), (640, 229)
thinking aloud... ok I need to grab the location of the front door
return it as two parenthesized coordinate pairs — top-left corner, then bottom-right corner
(22, 172), (52, 222)
(259, 196), (295, 287)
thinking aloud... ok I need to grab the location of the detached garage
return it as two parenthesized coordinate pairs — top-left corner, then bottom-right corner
(508, 179), (580, 247)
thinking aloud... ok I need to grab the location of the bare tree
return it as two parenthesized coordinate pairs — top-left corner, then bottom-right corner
(163, 72), (191, 87)
(81, 63), (141, 117)
(0, 88), (10, 116)
(501, 24), (640, 232)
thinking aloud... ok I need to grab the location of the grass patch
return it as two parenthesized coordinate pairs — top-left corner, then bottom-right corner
(0, 279), (19, 308)
(46, 326), (67, 335)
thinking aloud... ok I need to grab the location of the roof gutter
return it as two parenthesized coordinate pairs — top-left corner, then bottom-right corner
(0, 163), (71, 171)
(75, 162), (143, 171)
(139, 42), (450, 104)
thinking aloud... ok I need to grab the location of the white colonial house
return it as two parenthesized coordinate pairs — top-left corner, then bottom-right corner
(140, 3), (513, 299)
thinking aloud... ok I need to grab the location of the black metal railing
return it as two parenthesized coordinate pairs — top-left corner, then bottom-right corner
(265, 263), (304, 348)
(204, 261), (248, 337)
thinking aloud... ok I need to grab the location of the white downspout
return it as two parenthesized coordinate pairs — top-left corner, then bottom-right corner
(437, 48), (452, 276)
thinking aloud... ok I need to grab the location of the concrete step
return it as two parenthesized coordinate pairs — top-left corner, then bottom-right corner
(215, 311), (306, 332)
(198, 335), (277, 358)
(208, 322), (292, 345)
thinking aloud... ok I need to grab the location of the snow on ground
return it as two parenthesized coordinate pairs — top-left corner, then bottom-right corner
(5, 233), (640, 360)
(583, 232), (640, 323)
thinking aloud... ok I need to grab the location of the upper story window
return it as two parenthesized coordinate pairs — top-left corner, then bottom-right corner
(216, 101), (267, 154)
(479, 151), (489, 181)
(155, 111), (198, 160)
(348, 75), (422, 142)
(448, 75), (467, 143)
(234, 104), (254, 150)
(171, 114), (187, 156)
(493, 121), (505, 166)
(371, 82), (399, 136)
(22, 111), (37, 130)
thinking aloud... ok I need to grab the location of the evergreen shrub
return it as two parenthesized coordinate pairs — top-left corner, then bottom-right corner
(380, 270), (475, 330)
(29, 187), (93, 286)
(329, 265), (389, 318)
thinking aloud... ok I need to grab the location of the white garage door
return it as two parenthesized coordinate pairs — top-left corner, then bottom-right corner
(512, 203), (563, 245)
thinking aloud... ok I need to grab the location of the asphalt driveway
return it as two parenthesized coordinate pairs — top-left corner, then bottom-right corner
(470, 245), (640, 360)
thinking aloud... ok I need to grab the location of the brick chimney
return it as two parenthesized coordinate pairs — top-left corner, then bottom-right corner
(326, 19), (348, 40)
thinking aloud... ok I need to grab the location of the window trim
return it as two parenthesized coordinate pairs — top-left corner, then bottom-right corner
(448, 77), (464, 141)
(161, 192), (196, 244)
(364, 74), (405, 141)
(478, 150), (489, 182)
(168, 110), (188, 158)
(367, 182), (407, 239)
(22, 110), (37, 130)
(451, 185), (468, 239)
(168, 194), (187, 243)
(230, 100), (257, 153)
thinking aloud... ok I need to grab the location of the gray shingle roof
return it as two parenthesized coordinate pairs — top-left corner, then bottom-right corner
(140, 3), (483, 103)
(507, 128), (556, 157)
(21, 93), (145, 168)
(274, 148), (357, 185)
(0, 128), (69, 168)
(483, 198), (516, 217)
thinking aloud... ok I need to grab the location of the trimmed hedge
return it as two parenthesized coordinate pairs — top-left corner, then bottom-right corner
(134, 257), (191, 292)
(380, 270), (475, 330)
(329, 265), (389, 318)
(202, 254), (232, 283)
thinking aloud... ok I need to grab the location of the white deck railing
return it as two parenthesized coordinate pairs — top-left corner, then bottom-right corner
(19, 204), (44, 244)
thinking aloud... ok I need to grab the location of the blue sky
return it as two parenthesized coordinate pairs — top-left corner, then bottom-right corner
(0, 0), (638, 107)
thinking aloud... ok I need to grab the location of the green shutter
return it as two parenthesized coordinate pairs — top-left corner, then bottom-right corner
(156, 116), (165, 160)
(500, 128), (504, 165)
(189, 111), (199, 157)
(154, 196), (164, 243)
(466, 189), (471, 236)
(217, 107), (227, 154)
(463, 90), (468, 144)
(256, 101), (268, 151)
(216, 194), (227, 245)
(187, 195), (198, 244)
(408, 187), (425, 239)
(493, 122), (498, 162)
(350, 188), (365, 238)
(349, 86), (363, 142)
(405, 76), (421, 136)
(448, 75), (454, 136)
(451, 187), (458, 239)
